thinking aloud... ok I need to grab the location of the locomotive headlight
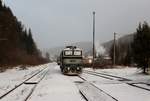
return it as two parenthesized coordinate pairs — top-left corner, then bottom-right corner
(77, 67), (80, 70)
(88, 59), (92, 64)
(67, 67), (70, 70)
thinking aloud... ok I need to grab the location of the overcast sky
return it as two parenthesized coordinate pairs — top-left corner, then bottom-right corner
(4, 0), (150, 49)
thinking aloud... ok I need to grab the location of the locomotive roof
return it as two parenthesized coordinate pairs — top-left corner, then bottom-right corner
(63, 47), (82, 51)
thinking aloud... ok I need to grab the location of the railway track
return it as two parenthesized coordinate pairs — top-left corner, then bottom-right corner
(84, 70), (131, 81)
(0, 67), (49, 101)
(76, 70), (150, 101)
(83, 70), (150, 91)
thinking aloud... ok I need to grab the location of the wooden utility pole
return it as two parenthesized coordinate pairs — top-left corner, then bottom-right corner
(92, 11), (95, 69)
(113, 33), (116, 66)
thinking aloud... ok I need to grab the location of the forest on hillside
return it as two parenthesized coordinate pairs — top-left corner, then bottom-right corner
(0, 0), (48, 71)
(108, 22), (150, 73)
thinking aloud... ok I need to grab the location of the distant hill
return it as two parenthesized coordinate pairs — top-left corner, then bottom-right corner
(44, 34), (134, 60)
(43, 41), (92, 60)
(102, 34), (134, 54)
(71, 41), (93, 55)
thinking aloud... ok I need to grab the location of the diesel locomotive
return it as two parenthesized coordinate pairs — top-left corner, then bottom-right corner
(58, 46), (83, 75)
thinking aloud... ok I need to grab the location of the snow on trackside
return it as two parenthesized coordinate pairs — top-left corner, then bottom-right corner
(0, 63), (150, 101)
(28, 65), (85, 101)
(85, 67), (150, 83)
(77, 82), (116, 101)
(84, 67), (150, 101)
(93, 83), (150, 101)
(85, 67), (140, 76)
(1, 84), (35, 101)
(0, 63), (49, 97)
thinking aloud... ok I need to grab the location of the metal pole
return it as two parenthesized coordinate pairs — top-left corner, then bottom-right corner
(113, 32), (116, 66)
(93, 11), (95, 69)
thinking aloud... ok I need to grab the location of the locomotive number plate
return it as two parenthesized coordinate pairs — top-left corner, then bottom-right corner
(70, 60), (76, 62)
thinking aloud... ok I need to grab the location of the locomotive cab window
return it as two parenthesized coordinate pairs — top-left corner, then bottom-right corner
(74, 51), (82, 56)
(64, 50), (72, 56)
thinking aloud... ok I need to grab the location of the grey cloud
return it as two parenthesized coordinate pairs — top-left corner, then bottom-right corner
(5, 0), (150, 49)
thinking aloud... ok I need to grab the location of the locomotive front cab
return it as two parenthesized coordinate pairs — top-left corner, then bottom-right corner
(60, 46), (83, 75)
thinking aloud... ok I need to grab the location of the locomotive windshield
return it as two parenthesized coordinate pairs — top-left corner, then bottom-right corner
(74, 50), (81, 56)
(64, 50), (72, 55)
(64, 50), (82, 56)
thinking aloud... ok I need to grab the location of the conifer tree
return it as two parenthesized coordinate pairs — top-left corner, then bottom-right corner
(0, 2), (47, 67)
(26, 28), (37, 55)
(132, 22), (150, 73)
(45, 52), (50, 61)
(0, 0), (2, 8)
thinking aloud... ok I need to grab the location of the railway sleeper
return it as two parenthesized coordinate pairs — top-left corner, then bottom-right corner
(24, 82), (38, 85)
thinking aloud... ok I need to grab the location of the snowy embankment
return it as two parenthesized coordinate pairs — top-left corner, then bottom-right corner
(0, 64), (48, 97)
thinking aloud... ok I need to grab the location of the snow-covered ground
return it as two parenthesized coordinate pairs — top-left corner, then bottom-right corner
(85, 67), (150, 84)
(0, 63), (85, 101)
(0, 64), (48, 97)
(28, 65), (84, 101)
(0, 63), (150, 101)
(83, 67), (150, 101)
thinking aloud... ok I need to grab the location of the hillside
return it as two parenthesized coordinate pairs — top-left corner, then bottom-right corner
(0, 1), (47, 68)
(102, 34), (134, 54)
(45, 34), (134, 61)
